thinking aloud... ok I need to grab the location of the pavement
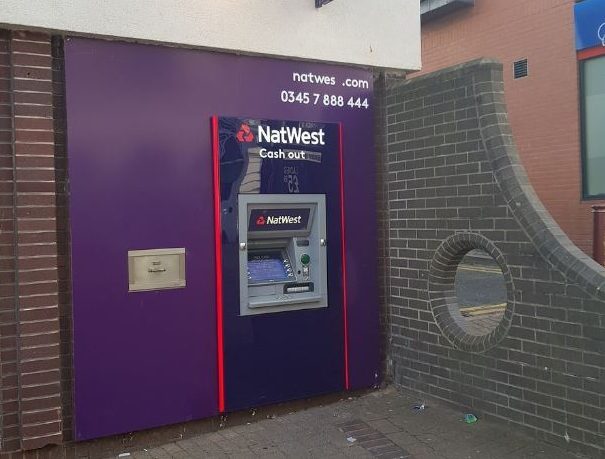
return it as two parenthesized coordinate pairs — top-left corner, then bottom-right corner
(117, 387), (581, 459)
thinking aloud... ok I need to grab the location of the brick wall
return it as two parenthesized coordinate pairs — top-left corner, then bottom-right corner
(0, 28), (18, 454)
(415, 0), (603, 256)
(385, 59), (605, 458)
(0, 29), (63, 455)
(51, 36), (73, 446)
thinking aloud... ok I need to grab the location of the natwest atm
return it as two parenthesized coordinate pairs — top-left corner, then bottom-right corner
(213, 117), (356, 411)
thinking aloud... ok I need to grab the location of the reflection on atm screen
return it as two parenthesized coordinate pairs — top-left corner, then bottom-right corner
(247, 251), (294, 284)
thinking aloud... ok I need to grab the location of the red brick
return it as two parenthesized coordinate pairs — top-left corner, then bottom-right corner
(21, 432), (62, 451)
(10, 41), (51, 56)
(16, 182), (56, 193)
(20, 370), (61, 387)
(0, 65), (10, 78)
(0, 78), (10, 92)
(21, 319), (59, 334)
(0, 192), (14, 204)
(0, 284), (14, 297)
(19, 356), (61, 375)
(17, 207), (58, 219)
(14, 92), (53, 106)
(0, 218), (14, 232)
(0, 114), (12, 129)
(13, 79), (53, 93)
(13, 66), (52, 81)
(18, 294), (59, 310)
(0, 167), (13, 180)
(16, 219), (57, 232)
(16, 156), (55, 168)
(14, 118), (53, 131)
(0, 130), (11, 143)
(20, 313), (60, 329)
(17, 257), (58, 271)
(0, 30), (63, 454)
(1, 347), (17, 362)
(18, 232), (58, 245)
(19, 270), (58, 284)
(1, 438), (22, 453)
(2, 412), (19, 428)
(0, 181), (13, 192)
(11, 31), (50, 43)
(21, 382), (61, 400)
(15, 169), (56, 182)
(0, 270), (15, 285)
(14, 104), (52, 118)
(20, 395), (61, 412)
(0, 359), (17, 375)
(12, 53), (52, 68)
(417, 0), (604, 254)
(14, 143), (54, 155)
(18, 246), (59, 259)
(0, 155), (13, 167)
(18, 344), (60, 361)
(18, 281), (59, 297)
(0, 322), (18, 338)
(0, 143), (12, 155)
(21, 408), (61, 426)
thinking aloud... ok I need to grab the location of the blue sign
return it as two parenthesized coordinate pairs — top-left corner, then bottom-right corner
(575, 0), (605, 51)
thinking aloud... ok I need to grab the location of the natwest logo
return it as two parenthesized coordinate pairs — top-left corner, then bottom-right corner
(257, 125), (325, 146)
(236, 123), (254, 142)
(249, 208), (310, 232)
(265, 215), (302, 225)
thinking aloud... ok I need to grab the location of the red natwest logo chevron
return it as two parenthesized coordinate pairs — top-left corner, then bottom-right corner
(256, 216), (266, 225)
(236, 123), (254, 142)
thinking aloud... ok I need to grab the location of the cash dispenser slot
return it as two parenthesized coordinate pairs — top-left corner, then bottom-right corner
(238, 194), (328, 316)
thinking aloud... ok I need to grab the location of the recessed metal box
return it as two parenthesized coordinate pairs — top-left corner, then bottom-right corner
(128, 248), (186, 292)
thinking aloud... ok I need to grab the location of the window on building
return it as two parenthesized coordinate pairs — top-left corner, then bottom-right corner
(581, 55), (605, 198)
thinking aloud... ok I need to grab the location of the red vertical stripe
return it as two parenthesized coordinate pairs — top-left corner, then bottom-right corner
(338, 123), (350, 390)
(211, 116), (226, 412)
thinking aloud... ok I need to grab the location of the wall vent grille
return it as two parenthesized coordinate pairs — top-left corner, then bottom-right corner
(513, 59), (529, 79)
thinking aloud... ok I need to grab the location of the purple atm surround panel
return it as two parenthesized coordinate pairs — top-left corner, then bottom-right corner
(65, 37), (379, 441)
(216, 118), (345, 411)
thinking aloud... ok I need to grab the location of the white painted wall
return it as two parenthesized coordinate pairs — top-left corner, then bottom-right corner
(0, 0), (421, 70)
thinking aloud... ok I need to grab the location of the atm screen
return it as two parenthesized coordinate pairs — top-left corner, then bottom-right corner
(247, 251), (293, 283)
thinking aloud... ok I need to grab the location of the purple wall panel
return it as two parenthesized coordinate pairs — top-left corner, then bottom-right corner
(65, 37), (378, 440)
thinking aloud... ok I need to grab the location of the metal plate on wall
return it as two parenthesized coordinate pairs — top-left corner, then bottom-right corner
(128, 248), (186, 292)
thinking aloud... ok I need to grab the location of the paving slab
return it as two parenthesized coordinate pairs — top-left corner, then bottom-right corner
(113, 387), (582, 459)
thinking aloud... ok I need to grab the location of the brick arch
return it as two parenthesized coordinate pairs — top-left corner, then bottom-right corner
(475, 60), (605, 302)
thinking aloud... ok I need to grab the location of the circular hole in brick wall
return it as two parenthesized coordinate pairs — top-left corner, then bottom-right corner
(429, 234), (514, 353)
(454, 250), (507, 336)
